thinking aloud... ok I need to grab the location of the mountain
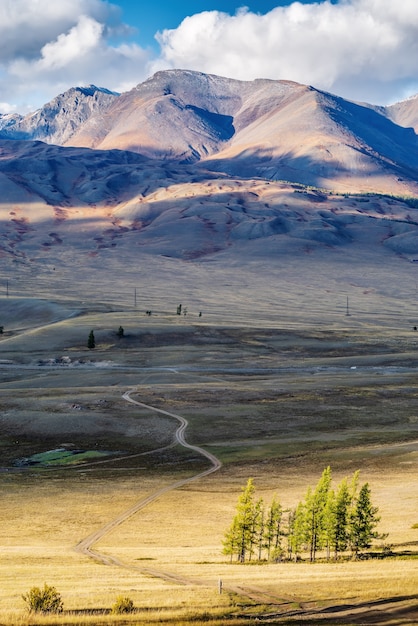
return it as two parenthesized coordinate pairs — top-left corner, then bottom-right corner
(386, 94), (418, 133)
(1, 70), (418, 276)
(0, 85), (119, 145)
(1, 70), (418, 194)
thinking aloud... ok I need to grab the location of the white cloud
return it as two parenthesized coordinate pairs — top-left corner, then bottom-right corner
(1, 0), (418, 113)
(0, 0), (151, 112)
(0, 0), (112, 62)
(0, 102), (18, 115)
(153, 0), (418, 104)
(38, 16), (104, 70)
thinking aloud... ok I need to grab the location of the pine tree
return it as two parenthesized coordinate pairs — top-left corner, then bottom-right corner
(222, 516), (240, 563)
(332, 477), (351, 558)
(349, 482), (381, 557)
(222, 478), (257, 563)
(252, 498), (265, 561)
(323, 487), (336, 560)
(264, 495), (283, 561)
(288, 501), (306, 561)
(87, 330), (95, 349)
(304, 466), (332, 562)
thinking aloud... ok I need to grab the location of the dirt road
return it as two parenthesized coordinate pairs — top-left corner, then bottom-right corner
(74, 388), (222, 573)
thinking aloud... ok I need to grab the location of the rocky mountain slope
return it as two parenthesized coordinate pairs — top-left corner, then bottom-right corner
(1, 70), (418, 193)
(0, 86), (118, 146)
(0, 70), (418, 272)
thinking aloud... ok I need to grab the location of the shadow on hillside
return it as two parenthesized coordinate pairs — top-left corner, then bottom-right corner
(328, 95), (418, 171)
(0, 139), (225, 206)
(200, 144), (418, 187)
(1, 137), (417, 212)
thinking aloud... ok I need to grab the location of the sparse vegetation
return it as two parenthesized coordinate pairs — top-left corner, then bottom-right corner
(112, 595), (135, 614)
(22, 584), (63, 614)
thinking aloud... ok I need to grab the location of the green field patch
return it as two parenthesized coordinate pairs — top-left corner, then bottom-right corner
(16, 448), (117, 467)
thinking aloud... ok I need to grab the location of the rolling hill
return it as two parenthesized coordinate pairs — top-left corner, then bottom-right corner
(0, 69), (418, 309)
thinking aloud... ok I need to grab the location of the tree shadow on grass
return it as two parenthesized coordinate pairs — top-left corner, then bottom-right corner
(263, 594), (418, 625)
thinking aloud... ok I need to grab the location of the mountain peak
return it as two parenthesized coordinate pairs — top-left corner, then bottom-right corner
(0, 70), (417, 194)
(0, 84), (119, 144)
(73, 85), (120, 98)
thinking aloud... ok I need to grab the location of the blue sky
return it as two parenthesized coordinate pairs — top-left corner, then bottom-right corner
(0, 0), (417, 113)
(116, 1), (319, 49)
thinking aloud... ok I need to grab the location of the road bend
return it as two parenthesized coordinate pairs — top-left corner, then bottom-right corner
(74, 388), (222, 568)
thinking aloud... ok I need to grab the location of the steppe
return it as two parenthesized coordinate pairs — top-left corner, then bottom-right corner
(1, 68), (418, 624)
(0, 247), (418, 625)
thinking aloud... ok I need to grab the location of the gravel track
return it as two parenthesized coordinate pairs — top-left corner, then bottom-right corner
(74, 388), (222, 580)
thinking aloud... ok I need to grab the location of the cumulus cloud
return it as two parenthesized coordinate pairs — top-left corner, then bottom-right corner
(0, 0), (151, 112)
(1, 0), (418, 113)
(153, 0), (418, 104)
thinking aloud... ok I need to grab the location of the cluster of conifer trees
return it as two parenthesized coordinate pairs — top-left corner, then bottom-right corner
(223, 467), (383, 563)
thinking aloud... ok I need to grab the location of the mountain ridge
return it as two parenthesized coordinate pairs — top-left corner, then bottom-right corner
(1, 70), (417, 194)
(1, 70), (418, 272)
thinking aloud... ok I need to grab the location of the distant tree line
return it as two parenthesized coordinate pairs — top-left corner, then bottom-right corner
(223, 467), (384, 563)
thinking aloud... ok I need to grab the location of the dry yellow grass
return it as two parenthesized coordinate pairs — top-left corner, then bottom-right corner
(1, 461), (417, 624)
(1, 298), (418, 624)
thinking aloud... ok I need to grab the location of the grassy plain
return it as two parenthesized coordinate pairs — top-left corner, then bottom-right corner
(0, 265), (418, 624)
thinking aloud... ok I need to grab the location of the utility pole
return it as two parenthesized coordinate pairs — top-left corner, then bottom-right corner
(6, 280), (8, 297)
(134, 288), (137, 309)
(346, 296), (350, 316)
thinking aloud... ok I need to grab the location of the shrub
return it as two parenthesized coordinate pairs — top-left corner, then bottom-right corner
(22, 583), (63, 613)
(112, 595), (135, 614)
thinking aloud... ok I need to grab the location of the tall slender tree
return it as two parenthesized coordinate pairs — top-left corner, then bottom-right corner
(264, 495), (283, 561)
(87, 330), (95, 349)
(288, 501), (306, 561)
(222, 478), (257, 563)
(253, 498), (265, 561)
(349, 482), (381, 557)
(331, 477), (351, 559)
(304, 466), (332, 562)
(222, 516), (240, 563)
(323, 487), (336, 560)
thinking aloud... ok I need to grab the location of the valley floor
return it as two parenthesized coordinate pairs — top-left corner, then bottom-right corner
(0, 266), (418, 623)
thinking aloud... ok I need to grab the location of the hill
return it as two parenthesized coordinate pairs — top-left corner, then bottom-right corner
(0, 70), (418, 316)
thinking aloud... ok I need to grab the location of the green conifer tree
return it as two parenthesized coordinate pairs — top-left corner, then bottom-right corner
(87, 330), (95, 349)
(349, 482), (381, 557)
(264, 495), (283, 561)
(222, 478), (256, 563)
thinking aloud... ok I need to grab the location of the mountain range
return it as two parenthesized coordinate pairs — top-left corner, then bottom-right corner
(1, 70), (418, 270)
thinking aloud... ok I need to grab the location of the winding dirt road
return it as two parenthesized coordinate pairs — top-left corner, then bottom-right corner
(74, 388), (222, 575)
